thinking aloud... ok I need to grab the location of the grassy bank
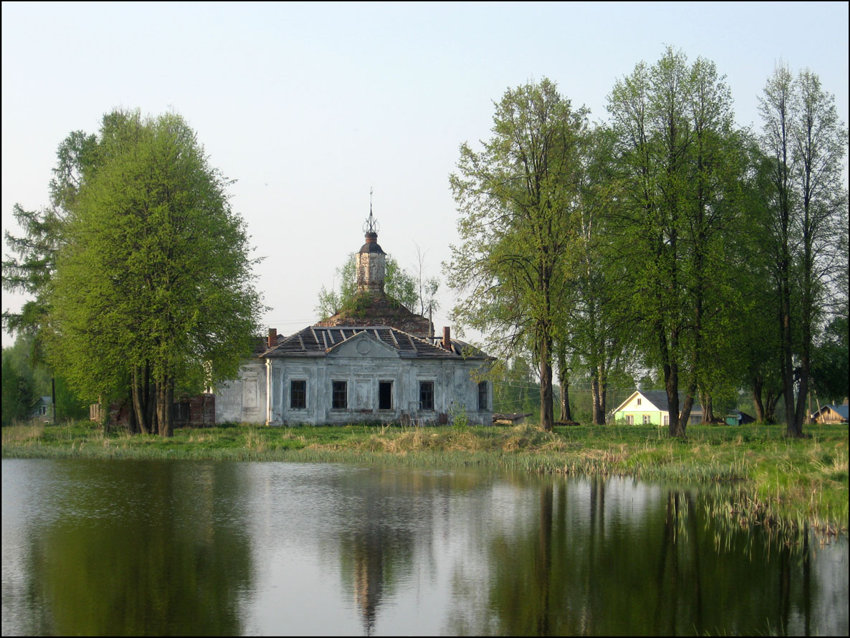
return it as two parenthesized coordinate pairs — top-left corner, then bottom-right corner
(3, 420), (847, 536)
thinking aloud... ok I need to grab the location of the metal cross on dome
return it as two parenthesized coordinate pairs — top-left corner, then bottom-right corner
(363, 187), (380, 234)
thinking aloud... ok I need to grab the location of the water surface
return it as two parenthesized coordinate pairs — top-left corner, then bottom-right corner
(2, 458), (847, 635)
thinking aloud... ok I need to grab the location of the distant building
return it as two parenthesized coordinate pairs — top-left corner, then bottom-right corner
(810, 404), (849, 424)
(214, 208), (493, 426)
(612, 390), (703, 426)
(724, 410), (755, 426)
(31, 396), (52, 423)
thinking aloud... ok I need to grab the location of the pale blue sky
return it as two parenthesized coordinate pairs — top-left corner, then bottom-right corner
(3, 1), (848, 346)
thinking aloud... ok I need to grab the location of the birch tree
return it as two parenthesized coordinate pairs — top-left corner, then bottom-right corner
(607, 48), (742, 436)
(758, 65), (848, 437)
(446, 79), (588, 431)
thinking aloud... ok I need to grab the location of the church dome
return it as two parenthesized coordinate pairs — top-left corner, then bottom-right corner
(359, 231), (385, 254)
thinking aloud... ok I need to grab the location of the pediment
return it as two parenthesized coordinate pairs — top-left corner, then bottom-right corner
(326, 330), (399, 359)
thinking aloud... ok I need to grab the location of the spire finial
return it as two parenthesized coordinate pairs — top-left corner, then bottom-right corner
(363, 187), (379, 234)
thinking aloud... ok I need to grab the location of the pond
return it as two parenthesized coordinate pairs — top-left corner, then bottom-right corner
(2, 458), (847, 635)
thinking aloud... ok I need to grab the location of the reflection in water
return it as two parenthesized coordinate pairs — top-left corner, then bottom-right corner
(334, 468), (420, 635)
(2, 460), (847, 636)
(462, 477), (844, 636)
(3, 459), (253, 636)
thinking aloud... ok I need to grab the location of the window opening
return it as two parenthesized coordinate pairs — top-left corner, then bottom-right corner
(478, 381), (488, 410)
(290, 380), (306, 409)
(419, 381), (434, 411)
(332, 381), (347, 409)
(379, 381), (393, 410)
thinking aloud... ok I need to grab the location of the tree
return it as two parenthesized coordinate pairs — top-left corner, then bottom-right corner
(46, 109), (263, 436)
(2, 343), (37, 425)
(446, 78), (588, 431)
(758, 66), (848, 437)
(413, 243), (440, 325)
(315, 253), (420, 319)
(562, 125), (633, 424)
(810, 316), (849, 405)
(4, 129), (110, 424)
(607, 48), (743, 437)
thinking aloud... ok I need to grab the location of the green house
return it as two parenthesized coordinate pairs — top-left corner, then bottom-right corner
(612, 390), (702, 426)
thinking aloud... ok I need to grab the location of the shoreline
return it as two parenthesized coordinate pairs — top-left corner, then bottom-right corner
(3, 421), (847, 539)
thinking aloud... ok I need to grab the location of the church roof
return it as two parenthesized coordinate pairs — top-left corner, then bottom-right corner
(359, 232), (385, 254)
(315, 291), (432, 336)
(260, 325), (489, 360)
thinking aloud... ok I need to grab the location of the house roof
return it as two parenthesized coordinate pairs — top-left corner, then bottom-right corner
(259, 325), (490, 360)
(812, 404), (849, 420)
(612, 389), (703, 415)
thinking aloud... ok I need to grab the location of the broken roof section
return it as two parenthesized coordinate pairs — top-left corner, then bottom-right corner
(261, 325), (489, 360)
(315, 292), (432, 338)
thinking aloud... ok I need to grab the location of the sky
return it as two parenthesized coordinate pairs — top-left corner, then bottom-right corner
(2, 1), (848, 348)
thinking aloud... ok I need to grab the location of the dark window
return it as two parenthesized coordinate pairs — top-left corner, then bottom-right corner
(478, 381), (488, 410)
(332, 381), (347, 409)
(379, 381), (393, 410)
(419, 381), (434, 411)
(290, 380), (306, 409)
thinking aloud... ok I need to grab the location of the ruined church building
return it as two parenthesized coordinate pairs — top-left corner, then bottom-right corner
(215, 208), (493, 426)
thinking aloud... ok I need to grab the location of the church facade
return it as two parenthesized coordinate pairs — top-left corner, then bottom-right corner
(214, 212), (493, 426)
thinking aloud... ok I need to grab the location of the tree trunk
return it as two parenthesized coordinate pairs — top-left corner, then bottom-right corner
(145, 363), (156, 432)
(131, 366), (150, 434)
(765, 390), (781, 424)
(679, 379), (698, 431)
(593, 364), (608, 425)
(538, 330), (554, 431)
(127, 384), (139, 434)
(752, 377), (766, 423)
(540, 357), (554, 431)
(560, 376), (572, 422)
(700, 390), (715, 424)
(665, 363), (685, 437)
(156, 377), (174, 437)
(591, 377), (601, 425)
(557, 344), (572, 422)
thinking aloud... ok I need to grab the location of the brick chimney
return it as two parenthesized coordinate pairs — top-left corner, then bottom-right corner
(268, 328), (277, 349)
(442, 326), (452, 351)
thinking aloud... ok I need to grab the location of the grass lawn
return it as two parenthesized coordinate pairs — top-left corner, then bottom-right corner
(3, 420), (847, 538)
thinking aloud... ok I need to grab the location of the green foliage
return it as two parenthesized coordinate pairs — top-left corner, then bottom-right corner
(811, 316), (850, 404)
(2, 345), (37, 425)
(491, 356), (540, 420)
(45, 109), (263, 432)
(316, 252), (422, 319)
(757, 65), (849, 436)
(1, 334), (89, 425)
(607, 47), (745, 436)
(446, 78), (589, 430)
